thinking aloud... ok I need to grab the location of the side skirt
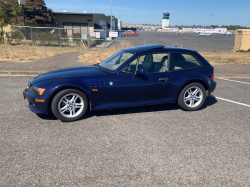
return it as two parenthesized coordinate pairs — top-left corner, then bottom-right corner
(91, 98), (175, 111)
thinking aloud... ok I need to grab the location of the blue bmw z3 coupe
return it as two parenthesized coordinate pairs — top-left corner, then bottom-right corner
(23, 44), (216, 122)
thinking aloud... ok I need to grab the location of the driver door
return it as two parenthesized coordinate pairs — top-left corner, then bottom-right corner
(114, 53), (172, 102)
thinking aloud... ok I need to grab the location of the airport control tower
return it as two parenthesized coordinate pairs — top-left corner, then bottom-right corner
(162, 13), (170, 28)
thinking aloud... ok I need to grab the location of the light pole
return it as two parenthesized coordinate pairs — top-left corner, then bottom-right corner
(123, 10), (126, 24)
(211, 14), (215, 27)
(121, 1), (123, 23)
(18, 0), (27, 39)
(110, 0), (113, 31)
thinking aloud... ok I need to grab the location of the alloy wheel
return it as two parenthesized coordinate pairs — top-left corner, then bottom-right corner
(58, 93), (84, 118)
(183, 86), (203, 108)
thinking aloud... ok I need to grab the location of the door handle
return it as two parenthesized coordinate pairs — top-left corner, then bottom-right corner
(159, 78), (168, 82)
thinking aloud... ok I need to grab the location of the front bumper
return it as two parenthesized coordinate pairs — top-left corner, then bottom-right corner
(23, 89), (48, 114)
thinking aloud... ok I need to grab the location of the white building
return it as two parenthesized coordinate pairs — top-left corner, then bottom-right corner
(162, 13), (170, 28)
(215, 28), (227, 33)
(118, 20), (122, 30)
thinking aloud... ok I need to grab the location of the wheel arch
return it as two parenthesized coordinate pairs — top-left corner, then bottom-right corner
(177, 79), (209, 100)
(47, 86), (91, 114)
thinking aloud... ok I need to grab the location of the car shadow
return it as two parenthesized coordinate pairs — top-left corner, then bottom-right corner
(82, 95), (218, 120)
(36, 113), (57, 120)
(201, 95), (218, 109)
(36, 96), (218, 121)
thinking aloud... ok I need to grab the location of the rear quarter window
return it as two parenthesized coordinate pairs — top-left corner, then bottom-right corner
(170, 52), (202, 71)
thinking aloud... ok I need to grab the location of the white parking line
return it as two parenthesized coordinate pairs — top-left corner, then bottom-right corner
(217, 78), (250, 85)
(215, 96), (250, 108)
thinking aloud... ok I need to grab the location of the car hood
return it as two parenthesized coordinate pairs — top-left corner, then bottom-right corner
(30, 66), (111, 84)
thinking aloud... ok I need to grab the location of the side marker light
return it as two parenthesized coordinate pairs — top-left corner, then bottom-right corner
(35, 99), (45, 102)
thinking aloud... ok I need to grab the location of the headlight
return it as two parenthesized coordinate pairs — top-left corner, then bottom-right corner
(29, 86), (45, 95)
(26, 83), (31, 90)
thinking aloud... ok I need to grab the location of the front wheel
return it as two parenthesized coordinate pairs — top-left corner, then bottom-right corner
(51, 89), (88, 122)
(178, 83), (206, 111)
(133, 34), (137, 37)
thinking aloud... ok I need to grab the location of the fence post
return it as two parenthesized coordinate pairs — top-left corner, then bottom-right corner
(59, 28), (61, 47)
(31, 27), (33, 44)
(87, 25), (90, 49)
(105, 26), (107, 48)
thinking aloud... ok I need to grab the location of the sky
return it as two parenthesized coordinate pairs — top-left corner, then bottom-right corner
(46, 0), (250, 26)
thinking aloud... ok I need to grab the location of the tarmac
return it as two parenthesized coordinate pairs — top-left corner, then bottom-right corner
(114, 31), (235, 52)
(0, 51), (250, 186)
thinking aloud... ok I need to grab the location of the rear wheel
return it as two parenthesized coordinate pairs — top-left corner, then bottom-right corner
(122, 34), (125, 37)
(51, 89), (88, 122)
(133, 34), (137, 37)
(178, 83), (206, 111)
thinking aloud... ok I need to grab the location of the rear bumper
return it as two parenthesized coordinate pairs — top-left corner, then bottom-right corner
(207, 80), (216, 96)
(23, 89), (48, 114)
(210, 80), (217, 93)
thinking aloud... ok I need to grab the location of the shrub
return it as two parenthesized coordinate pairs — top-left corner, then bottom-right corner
(5, 32), (12, 44)
(72, 33), (82, 46)
(51, 33), (60, 44)
(0, 29), (4, 43)
(62, 35), (69, 46)
(11, 28), (24, 43)
(32, 32), (56, 46)
(82, 37), (98, 47)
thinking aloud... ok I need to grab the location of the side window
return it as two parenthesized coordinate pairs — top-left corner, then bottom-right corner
(138, 53), (169, 73)
(120, 58), (138, 74)
(169, 52), (202, 71)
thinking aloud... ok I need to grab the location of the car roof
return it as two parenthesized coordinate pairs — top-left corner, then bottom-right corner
(124, 44), (197, 53)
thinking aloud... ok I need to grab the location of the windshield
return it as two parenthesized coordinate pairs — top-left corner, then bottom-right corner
(99, 50), (134, 71)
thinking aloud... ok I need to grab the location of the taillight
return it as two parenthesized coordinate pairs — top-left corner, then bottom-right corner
(211, 71), (214, 81)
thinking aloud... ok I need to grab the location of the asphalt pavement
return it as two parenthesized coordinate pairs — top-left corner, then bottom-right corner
(0, 76), (250, 186)
(115, 31), (235, 51)
(0, 33), (249, 186)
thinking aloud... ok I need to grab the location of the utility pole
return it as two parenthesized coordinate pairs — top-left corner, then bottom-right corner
(22, 5), (25, 26)
(19, 0), (27, 39)
(124, 10), (126, 24)
(121, 1), (123, 23)
(110, 0), (113, 32)
(211, 14), (215, 27)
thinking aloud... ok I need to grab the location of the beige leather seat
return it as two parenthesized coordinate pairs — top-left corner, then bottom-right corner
(142, 54), (153, 73)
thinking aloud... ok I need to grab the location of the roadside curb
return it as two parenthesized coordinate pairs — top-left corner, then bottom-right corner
(91, 40), (115, 49)
(106, 40), (115, 48)
(0, 71), (45, 76)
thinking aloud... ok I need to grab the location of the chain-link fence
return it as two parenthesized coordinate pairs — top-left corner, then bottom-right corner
(2, 25), (250, 52)
(6, 25), (89, 47)
(6, 25), (124, 49)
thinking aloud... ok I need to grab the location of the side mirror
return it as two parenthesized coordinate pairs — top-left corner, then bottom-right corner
(133, 68), (145, 79)
(136, 68), (145, 75)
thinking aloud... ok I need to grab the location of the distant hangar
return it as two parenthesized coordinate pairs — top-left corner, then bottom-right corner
(53, 12), (118, 33)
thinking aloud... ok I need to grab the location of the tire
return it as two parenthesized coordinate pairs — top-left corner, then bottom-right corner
(51, 89), (89, 122)
(133, 34), (137, 37)
(122, 34), (125, 37)
(178, 83), (206, 111)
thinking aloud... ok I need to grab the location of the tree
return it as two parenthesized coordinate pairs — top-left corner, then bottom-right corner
(221, 25), (250, 30)
(0, 0), (22, 25)
(0, 0), (56, 26)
